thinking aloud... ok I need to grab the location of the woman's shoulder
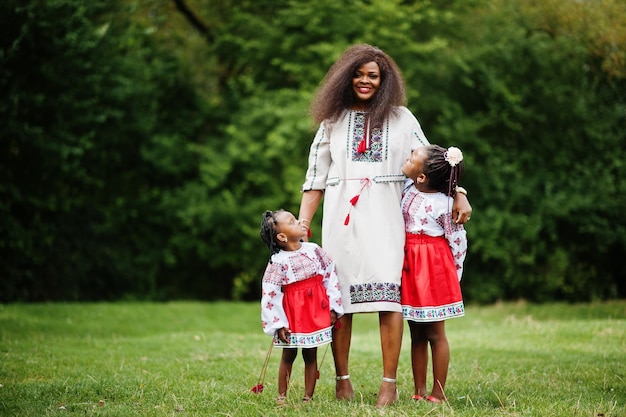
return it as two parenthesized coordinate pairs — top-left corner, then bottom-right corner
(391, 106), (419, 123)
(320, 110), (351, 132)
(322, 109), (352, 123)
(395, 106), (415, 116)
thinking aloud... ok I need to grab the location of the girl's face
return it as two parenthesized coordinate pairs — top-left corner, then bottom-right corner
(275, 211), (307, 243)
(351, 61), (381, 110)
(402, 147), (427, 182)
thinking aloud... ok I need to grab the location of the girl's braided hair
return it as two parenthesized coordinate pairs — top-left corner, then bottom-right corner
(422, 145), (465, 196)
(260, 210), (285, 262)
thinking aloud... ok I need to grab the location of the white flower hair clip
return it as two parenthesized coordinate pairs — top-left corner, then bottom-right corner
(444, 147), (463, 166)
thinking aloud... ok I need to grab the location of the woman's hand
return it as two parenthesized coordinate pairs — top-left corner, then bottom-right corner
(452, 192), (472, 224)
(298, 190), (323, 243)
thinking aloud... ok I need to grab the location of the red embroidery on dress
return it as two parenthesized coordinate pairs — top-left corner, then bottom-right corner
(263, 262), (289, 285)
(403, 190), (425, 231)
(289, 252), (318, 281)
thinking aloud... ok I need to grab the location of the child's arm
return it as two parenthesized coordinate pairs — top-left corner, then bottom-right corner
(260, 263), (290, 337)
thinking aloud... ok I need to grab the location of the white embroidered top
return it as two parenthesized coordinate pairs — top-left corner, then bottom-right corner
(261, 242), (343, 337)
(401, 179), (468, 280)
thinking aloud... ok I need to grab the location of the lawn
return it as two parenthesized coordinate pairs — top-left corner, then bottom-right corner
(0, 301), (624, 416)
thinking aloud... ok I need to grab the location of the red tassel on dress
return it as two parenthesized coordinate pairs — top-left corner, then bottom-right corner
(357, 139), (367, 153)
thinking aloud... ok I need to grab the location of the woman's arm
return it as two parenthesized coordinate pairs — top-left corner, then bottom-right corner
(298, 190), (323, 240)
(452, 190), (472, 224)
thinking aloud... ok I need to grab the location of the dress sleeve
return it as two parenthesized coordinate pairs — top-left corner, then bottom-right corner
(315, 245), (344, 317)
(302, 122), (331, 191)
(445, 224), (467, 281)
(399, 106), (430, 149)
(260, 262), (289, 336)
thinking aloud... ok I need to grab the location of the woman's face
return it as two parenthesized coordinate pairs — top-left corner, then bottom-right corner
(351, 61), (380, 110)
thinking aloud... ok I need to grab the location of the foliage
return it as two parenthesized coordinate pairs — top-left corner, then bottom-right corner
(412, 0), (626, 302)
(0, 0), (625, 302)
(0, 0), (208, 300)
(0, 301), (624, 416)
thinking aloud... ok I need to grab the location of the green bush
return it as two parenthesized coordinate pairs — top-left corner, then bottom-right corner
(1, 0), (624, 302)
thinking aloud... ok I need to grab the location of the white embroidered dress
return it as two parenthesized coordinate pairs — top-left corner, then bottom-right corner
(261, 242), (343, 347)
(302, 107), (428, 313)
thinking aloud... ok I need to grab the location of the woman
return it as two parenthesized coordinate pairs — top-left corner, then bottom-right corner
(298, 44), (471, 407)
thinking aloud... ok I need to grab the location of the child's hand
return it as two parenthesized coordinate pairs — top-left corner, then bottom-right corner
(330, 310), (338, 326)
(277, 327), (291, 343)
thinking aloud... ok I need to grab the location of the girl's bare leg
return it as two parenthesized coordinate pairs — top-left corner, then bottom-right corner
(278, 348), (298, 399)
(428, 321), (449, 400)
(301, 347), (318, 400)
(409, 321), (429, 398)
(332, 313), (354, 400)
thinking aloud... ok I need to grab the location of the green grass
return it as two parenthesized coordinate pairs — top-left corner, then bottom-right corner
(1, 301), (624, 416)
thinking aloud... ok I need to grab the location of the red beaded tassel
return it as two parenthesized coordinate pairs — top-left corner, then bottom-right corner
(251, 339), (274, 393)
(344, 178), (371, 225)
(356, 116), (370, 154)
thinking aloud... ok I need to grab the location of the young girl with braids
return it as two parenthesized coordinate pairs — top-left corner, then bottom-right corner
(400, 145), (468, 404)
(259, 209), (343, 405)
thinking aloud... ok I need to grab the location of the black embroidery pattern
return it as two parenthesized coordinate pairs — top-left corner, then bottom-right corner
(349, 282), (401, 304)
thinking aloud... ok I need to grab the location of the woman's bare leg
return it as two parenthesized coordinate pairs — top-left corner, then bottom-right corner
(375, 311), (403, 407)
(332, 313), (354, 400)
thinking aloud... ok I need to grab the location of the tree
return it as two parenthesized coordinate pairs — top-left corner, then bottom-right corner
(411, 0), (626, 301)
(0, 0), (208, 300)
(2, 0), (624, 303)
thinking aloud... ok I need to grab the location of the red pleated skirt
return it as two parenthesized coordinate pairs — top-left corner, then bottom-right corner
(275, 275), (333, 347)
(401, 233), (464, 322)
